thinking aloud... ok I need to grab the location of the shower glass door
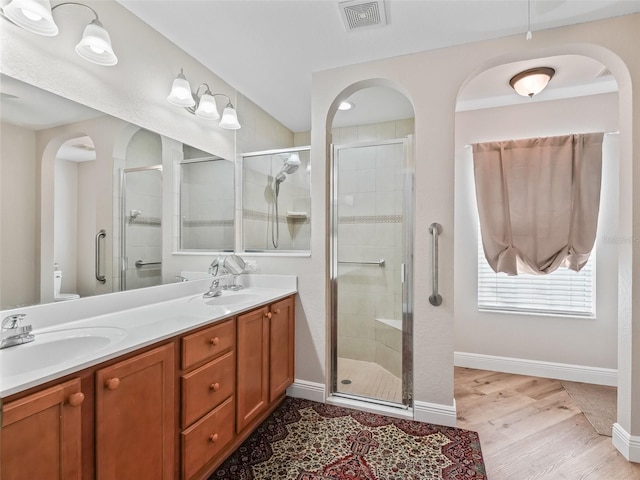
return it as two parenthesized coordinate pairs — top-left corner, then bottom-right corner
(331, 138), (413, 407)
(120, 165), (163, 291)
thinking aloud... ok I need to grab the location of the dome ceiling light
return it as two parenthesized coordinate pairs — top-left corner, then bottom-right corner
(509, 67), (556, 98)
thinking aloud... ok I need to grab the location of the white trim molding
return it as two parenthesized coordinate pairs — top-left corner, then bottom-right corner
(286, 379), (326, 403)
(413, 400), (457, 427)
(454, 352), (617, 386)
(612, 423), (640, 462)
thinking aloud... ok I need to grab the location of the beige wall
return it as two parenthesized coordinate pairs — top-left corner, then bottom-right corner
(455, 92), (619, 369)
(310, 14), (640, 445)
(0, 122), (37, 308)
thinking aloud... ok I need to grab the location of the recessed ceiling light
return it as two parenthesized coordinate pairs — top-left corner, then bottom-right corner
(338, 101), (354, 111)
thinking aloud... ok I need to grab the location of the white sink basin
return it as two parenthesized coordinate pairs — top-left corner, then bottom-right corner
(0, 327), (127, 378)
(205, 293), (263, 306)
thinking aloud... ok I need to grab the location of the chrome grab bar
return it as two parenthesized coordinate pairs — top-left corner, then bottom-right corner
(338, 259), (385, 267)
(95, 229), (106, 284)
(135, 260), (162, 268)
(429, 223), (442, 306)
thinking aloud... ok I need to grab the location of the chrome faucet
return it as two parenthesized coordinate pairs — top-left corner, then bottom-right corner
(1, 314), (35, 349)
(203, 278), (224, 298)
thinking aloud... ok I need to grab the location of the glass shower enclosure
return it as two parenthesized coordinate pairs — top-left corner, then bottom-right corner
(330, 137), (414, 407)
(119, 165), (163, 291)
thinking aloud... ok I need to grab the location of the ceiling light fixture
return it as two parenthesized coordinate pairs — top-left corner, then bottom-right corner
(338, 101), (354, 111)
(1, 0), (118, 66)
(167, 69), (241, 130)
(509, 67), (555, 98)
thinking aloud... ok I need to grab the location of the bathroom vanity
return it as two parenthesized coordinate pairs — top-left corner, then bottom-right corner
(0, 275), (296, 480)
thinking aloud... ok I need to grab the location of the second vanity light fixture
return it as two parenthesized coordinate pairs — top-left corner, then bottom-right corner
(1, 0), (118, 66)
(167, 69), (241, 130)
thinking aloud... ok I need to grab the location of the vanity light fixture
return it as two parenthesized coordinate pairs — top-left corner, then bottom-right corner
(167, 69), (241, 130)
(509, 67), (555, 98)
(1, 0), (118, 66)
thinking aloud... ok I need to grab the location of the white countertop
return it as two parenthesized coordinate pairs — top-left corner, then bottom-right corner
(0, 274), (297, 398)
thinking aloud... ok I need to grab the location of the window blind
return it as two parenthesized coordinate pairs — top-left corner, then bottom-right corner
(477, 236), (595, 317)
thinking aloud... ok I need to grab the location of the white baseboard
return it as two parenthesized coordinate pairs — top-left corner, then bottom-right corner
(454, 351), (617, 386)
(612, 423), (640, 462)
(286, 379), (326, 403)
(413, 400), (457, 427)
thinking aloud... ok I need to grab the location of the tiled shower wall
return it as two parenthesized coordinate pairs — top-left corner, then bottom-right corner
(180, 160), (234, 251)
(242, 150), (311, 251)
(335, 118), (414, 378)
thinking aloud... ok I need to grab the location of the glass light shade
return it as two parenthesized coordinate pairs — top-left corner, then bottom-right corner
(509, 67), (555, 98)
(195, 92), (220, 120)
(3, 0), (58, 36)
(167, 72), (195, 107)
(75, 20), (118, 66)
(338, 101), (353, 111)
(219, 106), (241, 130)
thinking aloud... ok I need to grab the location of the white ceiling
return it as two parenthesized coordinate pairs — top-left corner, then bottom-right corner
(117, 0), (640, 132)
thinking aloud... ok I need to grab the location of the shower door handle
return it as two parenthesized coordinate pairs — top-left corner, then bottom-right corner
(95, 229), (106, 284)
(429, 223), (442, 306)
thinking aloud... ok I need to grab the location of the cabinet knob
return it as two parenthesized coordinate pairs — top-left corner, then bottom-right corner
(209, 434), (219, 443)
(68, 392), (85, 407)
(274, 308), (281, 314)
(209, 382), (220, 392)
(265, 312), (272, 320)
(209, 337), (219, 346)
(105, 378), (121, 390)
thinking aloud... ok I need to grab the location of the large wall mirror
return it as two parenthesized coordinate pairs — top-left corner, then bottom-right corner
(0, 74), (232, 310)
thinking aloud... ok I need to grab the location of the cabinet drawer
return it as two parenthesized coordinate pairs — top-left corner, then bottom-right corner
(182, 350), (235, 427)
(181, 396), (234, 480)
(182, 319), (234, 369)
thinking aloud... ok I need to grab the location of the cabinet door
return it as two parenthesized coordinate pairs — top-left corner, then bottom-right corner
(1, 378), (84, 480)
(269, 296), (295, 402)
(95, 343), (175, 480)
(236, 306), (269, 432)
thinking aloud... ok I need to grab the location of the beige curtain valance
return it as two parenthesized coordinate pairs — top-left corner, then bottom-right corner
(473, 133), (604, 275)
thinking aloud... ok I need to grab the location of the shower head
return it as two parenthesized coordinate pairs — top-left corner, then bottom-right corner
(281, 152), (301, 174)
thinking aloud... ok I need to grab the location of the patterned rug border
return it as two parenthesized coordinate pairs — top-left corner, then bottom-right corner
(210, 396), (487, 480)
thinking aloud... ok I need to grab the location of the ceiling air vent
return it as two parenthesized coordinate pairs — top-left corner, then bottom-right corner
(339, 0), (387, 31)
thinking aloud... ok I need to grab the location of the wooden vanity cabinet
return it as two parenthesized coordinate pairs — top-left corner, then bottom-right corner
(180, 319), (236, 480)
(236, 296), (295, 432)
(236, 306), (270, 432)
(1, 378), (84, 480)
(95, 343), (175, 480)
(269, 296), (295, 402)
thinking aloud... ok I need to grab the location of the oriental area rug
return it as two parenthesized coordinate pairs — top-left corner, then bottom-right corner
(210, 397), (487, 480)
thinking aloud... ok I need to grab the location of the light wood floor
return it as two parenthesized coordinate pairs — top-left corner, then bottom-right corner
(455, 367), (640, 480)
(336, 357), (402, 403)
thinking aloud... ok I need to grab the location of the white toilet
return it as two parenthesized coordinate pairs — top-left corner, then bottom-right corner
(54, 270), (80, 302)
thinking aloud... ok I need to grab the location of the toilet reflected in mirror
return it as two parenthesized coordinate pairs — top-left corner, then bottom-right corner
(53, 268), (79, 302)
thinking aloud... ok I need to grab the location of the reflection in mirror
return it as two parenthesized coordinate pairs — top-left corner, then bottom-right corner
(180, 148), (234, 252)
(0, 74), (226, 309)
(241, 147), (311, 252)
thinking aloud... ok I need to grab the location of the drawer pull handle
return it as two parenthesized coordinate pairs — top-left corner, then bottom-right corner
(265, 312), (272, 320)
(105, 378), (121, 391)
(209, 337), (220, 346)
(209, 434), (219, 443)
(68, 392), (85, 407)
(209, 382), (220, 392)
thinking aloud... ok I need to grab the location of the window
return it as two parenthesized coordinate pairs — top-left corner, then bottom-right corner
(477, 231), (595, 317)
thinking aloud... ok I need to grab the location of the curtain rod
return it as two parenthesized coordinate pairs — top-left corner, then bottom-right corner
(463, 131), (620, 148)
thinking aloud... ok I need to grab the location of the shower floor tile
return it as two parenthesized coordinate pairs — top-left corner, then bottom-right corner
(337, 357), (402, 404)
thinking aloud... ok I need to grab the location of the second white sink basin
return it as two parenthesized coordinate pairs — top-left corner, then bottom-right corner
(0, 327), (127, 378)
(204, 293), (263, 306)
